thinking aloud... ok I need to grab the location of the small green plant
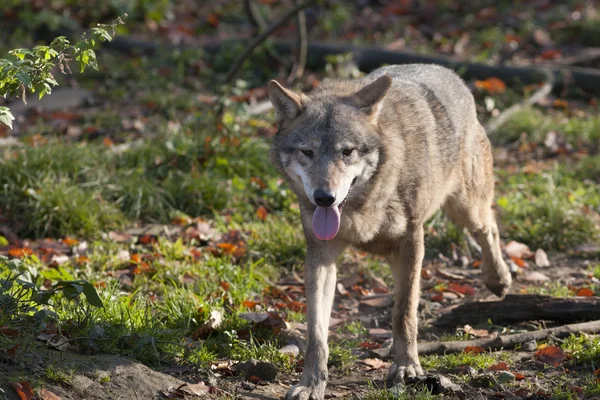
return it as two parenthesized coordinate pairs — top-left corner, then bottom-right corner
(0, 15), (126, 128)
(0, 256), (104, 327)
(328, 340), (357, 369)
(562, 334), (600, 366)
(44, 365), (74, 385)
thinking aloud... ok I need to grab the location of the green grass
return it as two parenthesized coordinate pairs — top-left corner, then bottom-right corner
(421, 351), (507, 371)
(562, 334), (600, 366)
(361, 383), (442, 400)
(527, 282), (574, 297)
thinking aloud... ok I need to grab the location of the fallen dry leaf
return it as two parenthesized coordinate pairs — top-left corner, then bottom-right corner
(448, 283), (475, 296)
(256, 205), (268, 221)
(575, 287), (595, 297)
(463, 346), (486, 354)
(0, 326), (20, 337)
(360, 358), (391, 370)
(488, 362), (509, 371)
(463, 324), (490, 338)
(8, 247), (34, 258)
(535, 346), (566, 366)
(475, 77), (506, 94)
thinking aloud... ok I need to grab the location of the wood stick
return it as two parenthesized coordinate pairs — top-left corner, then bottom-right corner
(418, 320), (600, 355)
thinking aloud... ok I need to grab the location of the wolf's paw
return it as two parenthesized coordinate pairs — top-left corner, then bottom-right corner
(386, 362), (424, 386)
(285, 382), (326, 400)
(483, 269), (512, 297)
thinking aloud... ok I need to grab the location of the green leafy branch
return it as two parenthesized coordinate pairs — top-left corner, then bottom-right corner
(0, 14), (127, 129)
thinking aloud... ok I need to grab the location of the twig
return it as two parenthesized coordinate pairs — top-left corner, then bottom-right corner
(484, 69), (554, 135)
(243, 0), (288, 67)
(287, 0), (308, 84)
(418, 319), (600, 355)
(225, 0), (317, 83)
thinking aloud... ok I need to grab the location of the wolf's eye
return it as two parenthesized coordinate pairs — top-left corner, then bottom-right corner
(300, 149), (314, 158)
(342, 148), (355, 157)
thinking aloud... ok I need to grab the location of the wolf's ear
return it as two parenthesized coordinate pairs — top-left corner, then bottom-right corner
(268, 80), (305, 124)
(355, 75), (392, 114)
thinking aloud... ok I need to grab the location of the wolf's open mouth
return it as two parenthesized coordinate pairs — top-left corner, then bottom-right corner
(311, 178), (357, 241)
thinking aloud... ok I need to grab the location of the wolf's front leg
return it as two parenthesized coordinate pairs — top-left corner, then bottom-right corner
(386, 226), (425, 385)
(286, 239), (345, 400)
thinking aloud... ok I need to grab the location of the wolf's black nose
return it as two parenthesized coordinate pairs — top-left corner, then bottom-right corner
(314, 189), (335, 207)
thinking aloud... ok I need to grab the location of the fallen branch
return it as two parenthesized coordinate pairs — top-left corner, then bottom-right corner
(225, 0), (317, 83)
(418, 319), (600, 355)
(435, 294), (600, 327)
(484, 69), (554, 134)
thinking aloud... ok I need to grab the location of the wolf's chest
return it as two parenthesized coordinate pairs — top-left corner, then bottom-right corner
(338, 204), (408, 255)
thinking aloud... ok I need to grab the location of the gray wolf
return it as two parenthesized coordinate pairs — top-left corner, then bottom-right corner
(268, 64), (512, 400)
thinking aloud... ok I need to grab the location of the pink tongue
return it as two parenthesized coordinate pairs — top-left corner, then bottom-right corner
(312, 206), (341, 241)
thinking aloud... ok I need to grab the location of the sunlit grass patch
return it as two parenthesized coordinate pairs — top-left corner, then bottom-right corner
(562, 334), (600, 366)
(495, 162), (600, 250)
(421, 351), (507, 371)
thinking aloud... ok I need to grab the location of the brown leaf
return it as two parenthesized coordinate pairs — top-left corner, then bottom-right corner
(360, 358), (391, 370)
(515, 372), (526, 380)
(463, 324), (489, 338)
(474, 77), (506, 94)
(358, 341), (381, 350)
(535, 346), (566, 366)
(541, 49), (562, 60)
(448, 283), (475, 296)
(488, 362), (509, 371)
(510, 256), (527, 268)
(10, 382), (34, 400)
(463, 346), (486, 354)
(575, 287), (595, 297)
(256, 206), (268, 221)
(180, 382), (210, 396)
(0, 326), (20, 337)
(8, 247), (33, 258)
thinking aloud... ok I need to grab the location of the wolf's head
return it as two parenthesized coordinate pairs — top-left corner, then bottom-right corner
(268, 75), (392, 241)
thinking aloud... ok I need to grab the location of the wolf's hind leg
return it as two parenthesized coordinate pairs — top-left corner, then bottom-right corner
(386, 226), (425, 385)
(442, 131), (512, 297)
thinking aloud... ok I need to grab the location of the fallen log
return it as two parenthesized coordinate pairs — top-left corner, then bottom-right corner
(435, 294), (600, 327)
(109, 37), (600, 95)
(418, 319), (600, 355)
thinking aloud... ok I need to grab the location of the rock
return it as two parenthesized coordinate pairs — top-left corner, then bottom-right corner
(535, 249), (551, 268)
(234, 359), (278, 382)
(522, 340), (537, 352)
(279, 344), (299, 357)
(498, 371), (515, 383)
